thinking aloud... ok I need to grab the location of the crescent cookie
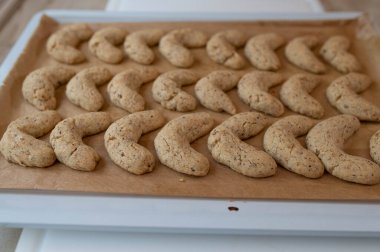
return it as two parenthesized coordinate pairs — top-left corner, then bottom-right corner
(206, 30), (246, 69)
(237, 71), (285, 117)
(50, 112), (112, 171)
(320, 35), (361, 73)
(244, 33), (285, 71)
(105, 110), (166, 175)
(285, 35), (326, 74)
(66, 66), (113, 111)
(208, 112), (277, 177)
(154, 112), (214, 176)
(107, 67), (159, 113)
(22, 66), (76, 110)
(159, 28), (208, 68)
(280, 73), (324, 119)
(89, 27), (127, 64)
(124, 29), (165, 65)
(263, 115), (324, 178)
(326, 73), (380, 122)
(46, 23), (93, 64)
(306, 114), (380, 185)
(0, 111), (62, 167)
(152, 70), (198, 112)
(195, 70), (240, 115)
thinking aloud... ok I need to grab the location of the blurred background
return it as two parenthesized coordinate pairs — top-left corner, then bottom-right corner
(0, 0), (379, 251)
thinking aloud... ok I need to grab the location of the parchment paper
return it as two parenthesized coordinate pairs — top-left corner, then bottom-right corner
(1, 15), (380, 201)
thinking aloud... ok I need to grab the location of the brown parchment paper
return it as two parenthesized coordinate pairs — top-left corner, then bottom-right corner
(1, 14), (380, 201)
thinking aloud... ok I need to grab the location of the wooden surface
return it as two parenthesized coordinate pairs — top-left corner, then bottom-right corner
(0, 1), (378, 252)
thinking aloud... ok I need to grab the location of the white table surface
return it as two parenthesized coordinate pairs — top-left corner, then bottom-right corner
(14, 229), (380, 252)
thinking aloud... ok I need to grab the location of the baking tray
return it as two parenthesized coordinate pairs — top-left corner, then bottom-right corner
(1, 10), (380, 236)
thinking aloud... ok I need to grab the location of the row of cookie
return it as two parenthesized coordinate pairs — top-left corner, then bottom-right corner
(1, 110), (380, 185)
(47, 24), (361, 73)
(23, 66), (380, 121)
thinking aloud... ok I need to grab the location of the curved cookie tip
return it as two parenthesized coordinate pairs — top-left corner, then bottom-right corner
(66, 66), (112, 111)
(245, 33), (285, 71)
(237, 71), (284, 117)
(22, 66), (76, 111)
(326, 73), (380, 122)
(280, 73), (324, 119)
(285, 35), (326, 74)
(50, 112), (112, 171)
(306, 114), (380, 185)
(124, 29), (165, 65)
(320, 35), (361, 73)
(89, 27), (127, 64)
(159, 28), (208, 68)
(154, 112), (214, 176)
(370, 130), (380, 166)
(152, 70), (198, 112)
(47, 23), (93, 64)
(208, 112), (277, 177)
(105, 110), (166, 175)
(195, 70), (240, 115)
(0, 110), (62, 167)
(263, 115), (323, 178)
(206, 30), (246, 69)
